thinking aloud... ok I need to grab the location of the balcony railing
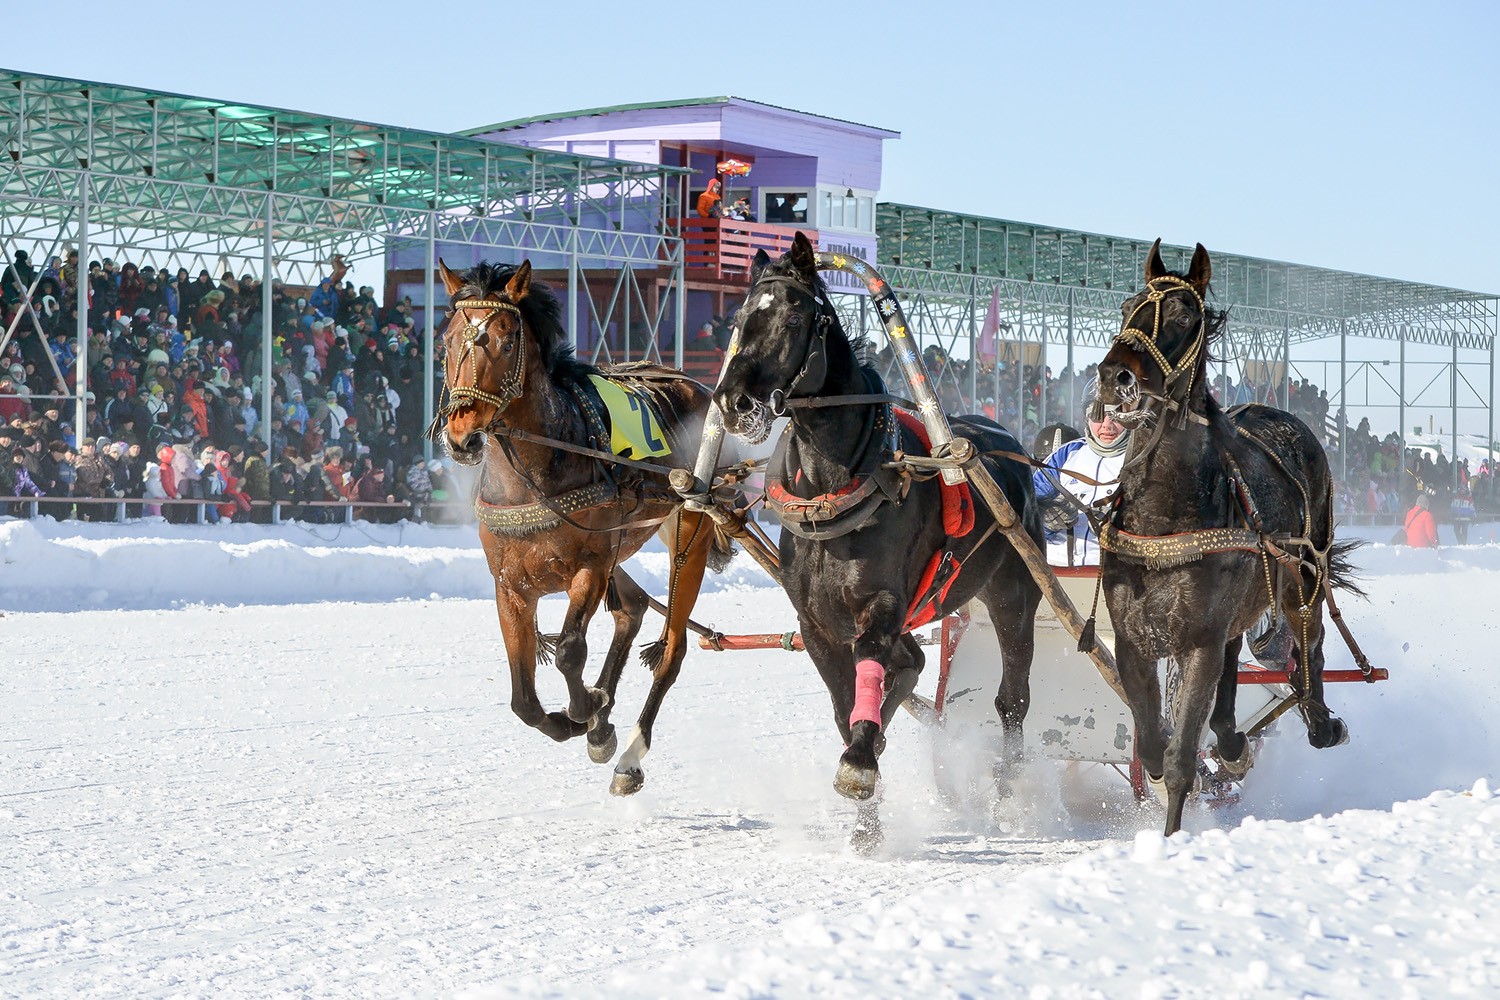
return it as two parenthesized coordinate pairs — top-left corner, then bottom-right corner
(679, 218), (819, 280)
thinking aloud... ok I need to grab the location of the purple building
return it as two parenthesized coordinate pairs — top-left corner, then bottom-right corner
(387, 98), (898, 382)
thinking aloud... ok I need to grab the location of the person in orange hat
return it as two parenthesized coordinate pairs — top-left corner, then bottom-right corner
(696, 178), (724, 219)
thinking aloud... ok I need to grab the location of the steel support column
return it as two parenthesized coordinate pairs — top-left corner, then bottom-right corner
(1066, 288), (1075, 422)
(1282, 320), (1291, 409)
(967, 277), (978, 406)
(1398, 327), (1407, 487)
(1339, 319), (1347, 481)
(1038, 310), (1047, 432)
(673, 241), (685, 371)
(74, 179), (89, 439)
(567, 229), (579, 353)
(423, 213), (436, 461)
(260, 198), (273, 451)
(1488, 338), (1495, 484)
(1452, 329), (1460, 490)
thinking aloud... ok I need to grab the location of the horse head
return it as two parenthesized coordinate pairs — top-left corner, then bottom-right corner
(437, 258), (560, 465)
(713, 231), (832, 444)
(1096, 238), (1214, 427)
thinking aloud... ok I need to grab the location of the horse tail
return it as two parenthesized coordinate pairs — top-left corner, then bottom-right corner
(1326, 537), (1366, 598)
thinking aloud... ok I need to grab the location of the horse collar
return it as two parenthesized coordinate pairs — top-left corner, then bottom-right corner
(766, 399), (897, 540)
(448, 297), (526, 417)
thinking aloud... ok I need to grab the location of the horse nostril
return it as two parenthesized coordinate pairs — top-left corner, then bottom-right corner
(733, 393), (755, 414)
(462, 431), (484, 452)
(1115, 368), (1136, 389)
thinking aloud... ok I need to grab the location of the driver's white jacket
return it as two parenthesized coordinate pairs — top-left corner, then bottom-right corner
(1032, 439), (1125, 566)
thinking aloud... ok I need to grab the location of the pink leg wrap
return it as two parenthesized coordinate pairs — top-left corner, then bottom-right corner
(850, 659), (885, 728)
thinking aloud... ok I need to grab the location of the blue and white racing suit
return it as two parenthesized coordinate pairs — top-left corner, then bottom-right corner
(1031, 439), (1125, 567)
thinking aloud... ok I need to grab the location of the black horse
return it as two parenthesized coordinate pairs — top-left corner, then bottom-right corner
(714, 233), (1043, 845)
(1095, 240), (1359, 836)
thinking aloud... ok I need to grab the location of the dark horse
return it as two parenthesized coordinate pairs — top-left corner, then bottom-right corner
(438, 260), (731, 795)
(714, 233), (1042, 843)
(1095, 240), (1358, 835)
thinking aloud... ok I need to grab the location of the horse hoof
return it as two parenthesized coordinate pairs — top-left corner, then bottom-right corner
(833, 761), (878, 801)
(610, 767), (644, 796)
(1309, 717), (1349, 749)
(587, 727), (618, 764)
(1216, 738), (1253, 781)
(567, 687), (610, 724)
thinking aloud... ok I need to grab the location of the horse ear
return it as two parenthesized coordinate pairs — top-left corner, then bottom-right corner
(751, 248), (771, 282)
(505, 260), (533, 302)
(789, 231), (817, 278)
(1144, 238), (1166, 281)
(437, 258), (466, 297)
(1187, 243), (1211, 295)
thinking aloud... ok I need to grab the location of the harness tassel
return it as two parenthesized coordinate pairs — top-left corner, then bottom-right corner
(1077, 617), (1096, 654)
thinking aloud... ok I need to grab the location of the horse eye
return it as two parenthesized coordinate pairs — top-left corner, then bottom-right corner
(502, 339), (515, 354)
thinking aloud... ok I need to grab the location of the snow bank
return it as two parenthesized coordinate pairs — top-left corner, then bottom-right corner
(0, 517), (776, 612)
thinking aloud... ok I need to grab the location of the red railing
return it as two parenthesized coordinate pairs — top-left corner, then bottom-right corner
(678, 218), (819, 280)
(679, 347), (726, 383)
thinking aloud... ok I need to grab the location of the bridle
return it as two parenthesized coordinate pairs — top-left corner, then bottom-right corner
(445, 297), (527, 416)
(1104, 275), (1212, 469)
(1112, 274), (1206, 406)
(744, 273), (836, 416)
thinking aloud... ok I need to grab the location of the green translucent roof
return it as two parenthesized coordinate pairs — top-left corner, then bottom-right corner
(877, 202), (1496, 349)
(0, 66), (689, 224)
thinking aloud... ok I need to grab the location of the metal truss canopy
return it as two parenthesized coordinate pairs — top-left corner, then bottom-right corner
(0, 67), (691, 248)
(0, 67), (693, 470)
(878, 203), (1498, 352)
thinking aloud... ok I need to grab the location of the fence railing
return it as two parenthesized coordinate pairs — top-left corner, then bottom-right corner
(0, 495), (473, 525)
(678, 218), (819, 280)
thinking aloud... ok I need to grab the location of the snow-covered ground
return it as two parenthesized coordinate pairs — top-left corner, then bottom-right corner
(3, 518), (1498, 997)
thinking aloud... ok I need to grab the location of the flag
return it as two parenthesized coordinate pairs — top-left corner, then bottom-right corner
(977, 285), (1001, 365)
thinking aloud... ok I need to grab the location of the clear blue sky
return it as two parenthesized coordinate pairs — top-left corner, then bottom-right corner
(13, 1), (1497, 293)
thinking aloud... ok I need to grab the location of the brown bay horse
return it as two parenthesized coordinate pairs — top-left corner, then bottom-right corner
(437, 259), (732, 795)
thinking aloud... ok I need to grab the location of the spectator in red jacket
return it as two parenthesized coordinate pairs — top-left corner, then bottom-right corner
(354, 465), (395, 523)
(1402, 492), (1438, 548)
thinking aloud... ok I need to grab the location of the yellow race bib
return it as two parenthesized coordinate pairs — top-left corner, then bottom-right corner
(587, 375), (672, 460)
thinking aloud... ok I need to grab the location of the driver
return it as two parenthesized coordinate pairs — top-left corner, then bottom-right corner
(1032, 382), (1128, 567)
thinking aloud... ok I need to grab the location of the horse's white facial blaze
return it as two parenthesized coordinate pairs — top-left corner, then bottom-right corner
(753, 292), (774, 312)
(617, 725), (648, 770)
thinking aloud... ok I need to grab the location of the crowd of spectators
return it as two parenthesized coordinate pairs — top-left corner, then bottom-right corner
(0, 249), (459, 523)
(2, 248), (1494, 535)
(885, 345), (1494, 532)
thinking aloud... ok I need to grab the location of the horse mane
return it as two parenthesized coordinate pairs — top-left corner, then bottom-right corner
(455, 262), (596, 384)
